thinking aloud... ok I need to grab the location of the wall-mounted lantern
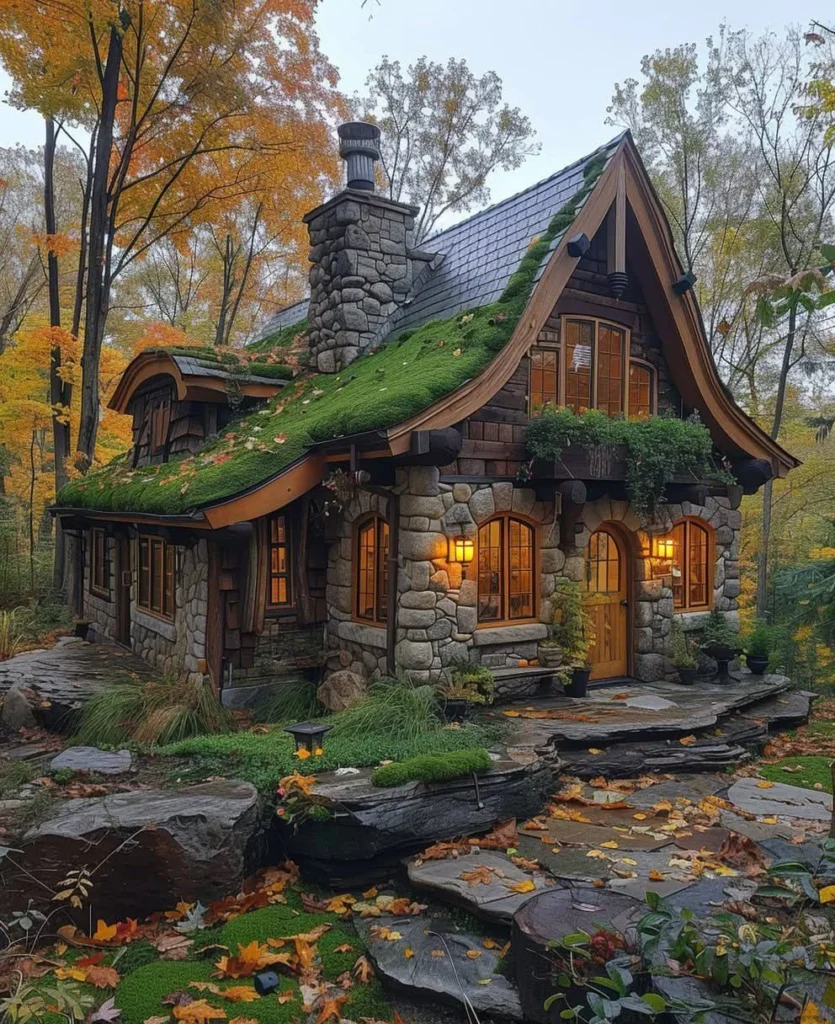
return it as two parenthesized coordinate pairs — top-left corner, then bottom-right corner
(652, 535), (675, 561)
(449, 535), (475, 565)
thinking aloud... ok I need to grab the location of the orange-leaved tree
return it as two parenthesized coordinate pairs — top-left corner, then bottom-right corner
(0, 0), (342, 471)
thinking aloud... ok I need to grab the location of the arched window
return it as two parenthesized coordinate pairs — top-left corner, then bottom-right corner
(669, 518), (712, 611)
(477, 515), (536, 623)
(355, 515), (390, 624)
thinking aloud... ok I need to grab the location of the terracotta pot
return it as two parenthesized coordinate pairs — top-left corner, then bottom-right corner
(676, 667), (698, 686)
(565, 667), (590, 698)
(746, 654), (769, 676)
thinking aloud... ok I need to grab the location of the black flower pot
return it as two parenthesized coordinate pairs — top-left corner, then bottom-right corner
(565, 667), (591, 698)
(676, 667), (698, 686)
(746, 654), (769, 676)
(442, 697), (473, 723)
(705, 644), (740, 685)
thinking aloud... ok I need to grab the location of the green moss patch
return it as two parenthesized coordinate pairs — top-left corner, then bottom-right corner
(58, 153), (609, 516)
(759, 757), (834, 793)
(247, 319), (310, 355)
(157, 721), (493, 792)
(372, 747), (493, 788)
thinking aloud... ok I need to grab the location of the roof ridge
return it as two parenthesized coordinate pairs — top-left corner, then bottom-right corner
(422, 130), (629, 248)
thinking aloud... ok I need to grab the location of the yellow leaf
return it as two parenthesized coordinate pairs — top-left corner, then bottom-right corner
(482, 938), (498, 949)
(404, 948), (415, 960)
(588, 748), (603, 755)
(620, 857), (638, 866)
(466, 950), (483, 960)
(221, 988), (260, 1004)
(648, 870), (666, 882)
(333, 944), (354, 953)
(801, 1002), (826, 1024)
(756, 780), (775, 789)
(761, 816), (778, 824)
(370, 926), (402, 942)
(586, 850), (607, 859)
(430, 950), (446, 957)
(507, 879), (536, 894)
(93, 920), (118, 942)
(55, 967), (88, 982)
(502, 710), (521, 718)
(173, 1001), (227, 1023)
(679, 736), (697, 746)
(600, 841), (619, 849)
(477, 979), (492, 985)
(632, 813), (647, 820)
(818, 885), (835, 904)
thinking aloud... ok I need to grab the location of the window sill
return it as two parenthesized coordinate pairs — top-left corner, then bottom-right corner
(89, 586), (111, 601)
(472, 622), (547, 646)
(134, 607), (177, 641)
(334, 620), (387, 649)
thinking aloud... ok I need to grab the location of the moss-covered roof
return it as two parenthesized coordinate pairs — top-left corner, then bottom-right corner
(57, 147), (611, 517)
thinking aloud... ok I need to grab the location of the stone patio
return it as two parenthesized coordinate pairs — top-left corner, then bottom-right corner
(0, 636), (155, 729)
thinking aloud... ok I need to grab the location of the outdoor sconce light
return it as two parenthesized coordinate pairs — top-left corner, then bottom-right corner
(652, 535), (675, 560)
(283, 721), (332, 755)
(254, 971), (281, 996)
(449, 535), (475, 565)
(566, 232), (591, 258)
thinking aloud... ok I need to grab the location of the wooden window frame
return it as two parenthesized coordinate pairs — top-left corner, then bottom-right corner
(627, 357), (657, 420)
(266, 513), (293, 610)
(90, 527), (109, 597)
(353, 513), (390, 626)
(529, 330), (560, 413)
(150, 397), (171, 454)
(137, 534), (176, 621)
(668, 517), (714, 613)
(476, 513), (539, 627)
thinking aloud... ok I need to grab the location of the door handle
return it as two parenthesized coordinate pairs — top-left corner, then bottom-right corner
(620, 599), (628, 607)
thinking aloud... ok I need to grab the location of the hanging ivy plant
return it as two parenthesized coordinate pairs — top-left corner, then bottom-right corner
(524, 408), (734, 519)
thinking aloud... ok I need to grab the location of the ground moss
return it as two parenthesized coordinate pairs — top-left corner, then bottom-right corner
(247, 320), (310, 355)
(371, 747), (493, 788)
(759, 757), (834, 793)
(58, 153), (609, 515)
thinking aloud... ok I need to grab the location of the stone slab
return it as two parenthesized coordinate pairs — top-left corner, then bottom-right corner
(623, 695), (678, 711)
(520, 818), (672, 852)
(50, 747), (133, 775)
(727, 777), (833, 822)
(407, 850), (552, 925)
(627, 775), (729, 809)
(355, 914), (522, 1021)
(717, 810), (797, 843)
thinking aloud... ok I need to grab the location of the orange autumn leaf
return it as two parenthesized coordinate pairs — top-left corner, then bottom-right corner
(220, 988), (260, 1004)
(85, 965), (121, 989)
(679, 735), (697, 747)
(507, 879), (536, 894)
(353, 955), (374, 983)
(315, 994), (349, 1024)
(459, 866), (494, 887)
(293, 938), (315, 971)
(648, 870), (666, 882)
(92, 920), (118, 943)
(172, 1001), (226, 1023)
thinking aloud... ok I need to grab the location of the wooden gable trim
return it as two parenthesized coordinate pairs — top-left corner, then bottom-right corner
(109, 351), (282, 414)
(620, 143), (798, 476)
(385, 150), (623, 454)
(201, 453), (327, 529)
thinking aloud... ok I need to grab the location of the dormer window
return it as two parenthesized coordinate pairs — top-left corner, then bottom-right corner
(151, 398), (171, 453)
(529, 317), (656, 418)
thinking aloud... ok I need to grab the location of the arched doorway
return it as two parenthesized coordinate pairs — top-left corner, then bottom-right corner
(584, 525), (629, 680)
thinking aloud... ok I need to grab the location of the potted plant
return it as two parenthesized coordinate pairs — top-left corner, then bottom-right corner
(670, 622), (699, 685)
(440, 661), (495, 721)
(744, 620), (774, 675)
(700, 608), (741, 685)
(552, 579), (595, 697)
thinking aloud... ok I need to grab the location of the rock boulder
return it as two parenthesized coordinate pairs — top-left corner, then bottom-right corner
(317, 671), (366, 712)
(1, 685), (37, 731)
(10, 780), (260, 919)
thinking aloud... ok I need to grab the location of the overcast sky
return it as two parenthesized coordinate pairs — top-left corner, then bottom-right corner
(0, 0), (824, 210)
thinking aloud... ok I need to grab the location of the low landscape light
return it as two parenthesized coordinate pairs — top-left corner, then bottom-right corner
(284, 721), (332, 756)
(449, 535), (475, 564)
(254, 971), (281, 996)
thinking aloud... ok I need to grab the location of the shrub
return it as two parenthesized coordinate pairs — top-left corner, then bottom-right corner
(0, 607), (23, 660)
(371, 748), (493, 788)
(444, 660), (495, 704)
(551, 577), (594, 666)
(670, 622), (698, 670)
(75, 676), (232, 747)
(700, 608), (739, 651)
(744, 620), (777, 658)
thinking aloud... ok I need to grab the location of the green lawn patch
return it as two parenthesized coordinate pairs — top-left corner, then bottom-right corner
(372, 747), (493, 787)
(759, 757), (834, 793)
(58, 151), (609, 516)
(115, 906), (389, 1024)
(158, 722), (493, 791)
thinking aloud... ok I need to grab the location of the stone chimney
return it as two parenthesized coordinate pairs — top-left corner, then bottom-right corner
(304, 122), (420, 373)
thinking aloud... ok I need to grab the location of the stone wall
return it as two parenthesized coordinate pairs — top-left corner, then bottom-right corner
(305, 192), (418, 373)
(83, 534), (118, 641)
(83, 531), (208, 684)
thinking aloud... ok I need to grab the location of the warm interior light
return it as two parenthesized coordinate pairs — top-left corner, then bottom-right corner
(652, 535), (675, 560)
(450, 535), (475, 563)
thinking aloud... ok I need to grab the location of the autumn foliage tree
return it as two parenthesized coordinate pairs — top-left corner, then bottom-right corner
(0, 0), (342, 471)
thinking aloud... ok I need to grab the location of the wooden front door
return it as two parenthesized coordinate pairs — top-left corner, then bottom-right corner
(584, 526), (628, 680)
(115, 537), (132, 646)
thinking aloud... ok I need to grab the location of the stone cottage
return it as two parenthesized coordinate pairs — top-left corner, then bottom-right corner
(54, 123), (797, 703)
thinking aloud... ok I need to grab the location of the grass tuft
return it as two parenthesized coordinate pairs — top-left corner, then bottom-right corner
(255, 679), (324, 725)
(759, 756), (834, 793)
(74, 676), (232, 747)
(327, 678), (441, 741)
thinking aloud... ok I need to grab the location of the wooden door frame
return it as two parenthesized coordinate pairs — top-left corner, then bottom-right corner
(115, 536), (132, 647)
(584, 520), (634, 680)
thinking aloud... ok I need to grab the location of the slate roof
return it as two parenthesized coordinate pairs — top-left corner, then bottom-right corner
(250, 134), (625, 346)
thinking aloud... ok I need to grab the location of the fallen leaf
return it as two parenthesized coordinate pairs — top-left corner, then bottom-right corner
(404, 948), (415, 960)
(482, 938), (498, 950)
(143, 1017), (170, 1024)
(354, 956), (374, 983)
(648, 870), (666, 882)
(507, 879), (536, 894)
(586, 850), (608, 859)
(86, 966), (121, 989)
(172, 1001), (226, 1023)
(362, 886), (378, 900)
(315, 993), (348, 1024)
(228, 1019), (258, 1024)
(466, 950), (482, 960)
(600, 841), (619, 849)
(55, 967), (88, 982)
(333, 944), (354, 954)
(93, 920), (118, 943)
(459, 866), (494, 887)
(219, 989), (260, 1004)
(633, 813), (647, 820)
(477, 979), (492, 985)
(818, 885), (835, 904)
(588, 748), (603, 755)
(430, 950), (445, 958)
(679, 736), (697, 747)
(188, 985), (222, 996)
(369, 927), (402, 942)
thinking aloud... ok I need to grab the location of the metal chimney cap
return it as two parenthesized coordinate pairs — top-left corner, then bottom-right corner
(337, 122), (381, 192)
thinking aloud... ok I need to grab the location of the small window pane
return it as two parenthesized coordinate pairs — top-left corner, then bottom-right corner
(355, 515), (388, 625)
(138, 536), (175, 620)
(508, 519), (533, 619)
(565, 320), (594, 413)
(596, 325), (624, 417)
(688, 523), (709, 608)
(267, 514), (291, 608)
(478, 519), (503, 621)
(530, 347), (559, 411)
(629, 363), (654, 419)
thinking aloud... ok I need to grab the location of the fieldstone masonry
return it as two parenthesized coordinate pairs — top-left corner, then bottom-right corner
(324, 477), (741, 687)
(83, 534), (208, 684)
(304, 191), (419, 372)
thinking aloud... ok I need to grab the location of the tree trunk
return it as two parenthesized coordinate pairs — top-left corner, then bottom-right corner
(756, 304), (798, 619)
(45, 117), (71, 592)
(76, 23), (123, 471)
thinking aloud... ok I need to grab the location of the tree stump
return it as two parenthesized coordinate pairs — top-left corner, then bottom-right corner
(512, 887), (644, 1024)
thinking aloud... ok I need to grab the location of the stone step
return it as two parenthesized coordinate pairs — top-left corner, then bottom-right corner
(406, 849), (552, 926)
(354, 913), (523, 1021)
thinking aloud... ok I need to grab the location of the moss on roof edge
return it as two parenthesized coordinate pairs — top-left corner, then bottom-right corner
(57, 151), (610, 516)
